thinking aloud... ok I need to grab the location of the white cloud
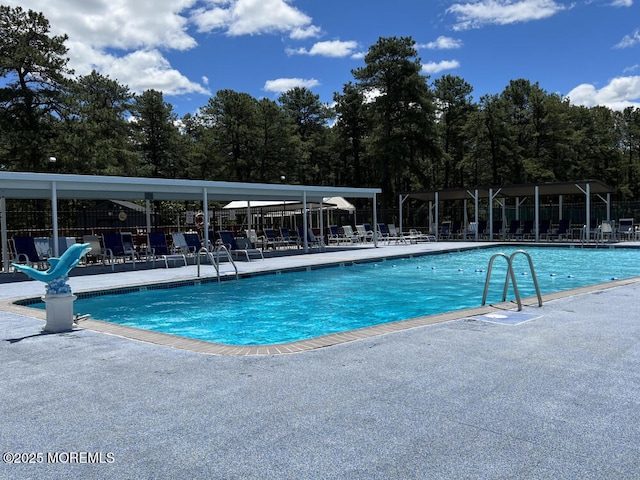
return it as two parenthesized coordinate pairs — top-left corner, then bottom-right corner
(9, 0), (210, 98)
(192, 0), (319, 38)
(565, 76), (640, 110)
(100, 49), (210, 96)
(615, 29), (640, 49)
(610, 0), (632, 6)
(419, 36), (463, 50)
(422, 60), (461, 74)
(263, 78), (320, 93)
(286, 40), (359, 58)
(447, 0), (566, 30)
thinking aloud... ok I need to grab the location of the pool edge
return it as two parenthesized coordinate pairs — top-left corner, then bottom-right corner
(5, 275), (640, 356)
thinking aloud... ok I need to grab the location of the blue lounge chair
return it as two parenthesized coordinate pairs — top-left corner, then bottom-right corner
(262, 228), (285, 250)
(183, 232), (204, 253)
(148, 232), (186, 268)
(11, 236), (46, 269)
(217, 231), (263, 261)
(279, 227), (300, 248)
(102, 233), (136, 269)
(296, 226), (324, 251)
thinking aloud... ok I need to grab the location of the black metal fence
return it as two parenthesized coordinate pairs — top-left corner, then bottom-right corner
(4, 198), (640, 240)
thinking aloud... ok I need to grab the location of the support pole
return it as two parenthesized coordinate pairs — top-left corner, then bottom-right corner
(51, 182), (59, 257)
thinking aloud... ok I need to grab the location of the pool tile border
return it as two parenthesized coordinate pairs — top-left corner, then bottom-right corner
(4, 243), (640, 356)
(5, 276), (640, 356)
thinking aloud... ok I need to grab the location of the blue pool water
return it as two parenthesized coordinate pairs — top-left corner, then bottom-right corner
(40, 246), (640, 345)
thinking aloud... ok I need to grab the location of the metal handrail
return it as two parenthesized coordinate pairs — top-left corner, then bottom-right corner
(196, 245), (238, 281)
(481, 249), (542, 311)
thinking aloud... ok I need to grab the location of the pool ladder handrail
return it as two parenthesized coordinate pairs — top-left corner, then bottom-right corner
(197, 245), (238, 281)
(481, 250), (542, 311)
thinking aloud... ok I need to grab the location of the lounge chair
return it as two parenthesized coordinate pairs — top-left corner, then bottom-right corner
(617, 218), (634, 241)
(513, 219), (534, 240)
(297, 226), (324, 251)
(279, 227), (300, 248)
(506, 220), (521, 240)
(217, 230), (264, 261)
(82, 234), (115, 270)
(341, 225), (361, 244)
(262, 228), (285, 250)
(387, 224), (408, 242)
(102, 232), (137, 269)
(183, 232), (204, 254)
(596, 220), (615, 244)
(328, 225), (343, 245)
(552, 219), (572, 241)
(11, 236), (46, 269)
(440, 221), (452, 240)
(538, 219), (552, 240)
(407, 228), (435, 243)
(33, 237), (52, 260)
(171, 232), (195, 256)
(355, 224), (374, 242)
(487, 220), (504, 241)
(245, 229), (267, 250)
(378, 223), (406, 244)
(148, 232), (187, 268)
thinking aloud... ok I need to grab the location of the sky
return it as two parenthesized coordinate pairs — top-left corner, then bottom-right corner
(8, 0), (640, 116)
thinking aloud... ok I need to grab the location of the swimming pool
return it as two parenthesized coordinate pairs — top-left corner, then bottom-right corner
(29, 246), (640, 346)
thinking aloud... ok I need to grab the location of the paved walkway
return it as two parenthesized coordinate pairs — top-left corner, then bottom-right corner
(1, 242), (640, 479)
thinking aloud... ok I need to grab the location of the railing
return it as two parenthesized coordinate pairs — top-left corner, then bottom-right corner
(481, 250), (542, 311)
(197, 245), (238, 281)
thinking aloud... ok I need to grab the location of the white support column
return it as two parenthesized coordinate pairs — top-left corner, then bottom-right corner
(398, 194), (402, 234)
(534, 186), (540, 242)
(51, 181), (59, 257)
(203, 187), (209, 249)
(428, 201), (433, 235)
(463, 199), (468, 240)
(474, 189), (479, 242)
(145, 199), (152, 234)
(302, 191), (308, 253)
(1, 197), (7, 272)
(558, 195), (563, 220)
(434, 192), (439, 239)
(319, 198), (325, 251)
(586, 184), (591, 240)
(373, 193), (378, 247)
(488, 188), (493, 241)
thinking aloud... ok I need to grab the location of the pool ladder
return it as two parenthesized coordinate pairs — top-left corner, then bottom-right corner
(481, 250), (542, 311)
(197, 245), (238, 281)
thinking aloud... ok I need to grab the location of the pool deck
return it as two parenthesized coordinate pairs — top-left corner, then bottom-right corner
(2, 241), (640, 478)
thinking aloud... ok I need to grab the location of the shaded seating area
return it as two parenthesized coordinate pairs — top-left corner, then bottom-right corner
(399, 180), (617, 244)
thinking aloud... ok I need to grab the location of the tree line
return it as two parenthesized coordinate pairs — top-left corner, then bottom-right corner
(2, 5), (640, 214)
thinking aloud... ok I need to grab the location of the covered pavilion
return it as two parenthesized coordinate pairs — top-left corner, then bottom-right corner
(0, 172), (381, 271)
(400, 180), (616, 241)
